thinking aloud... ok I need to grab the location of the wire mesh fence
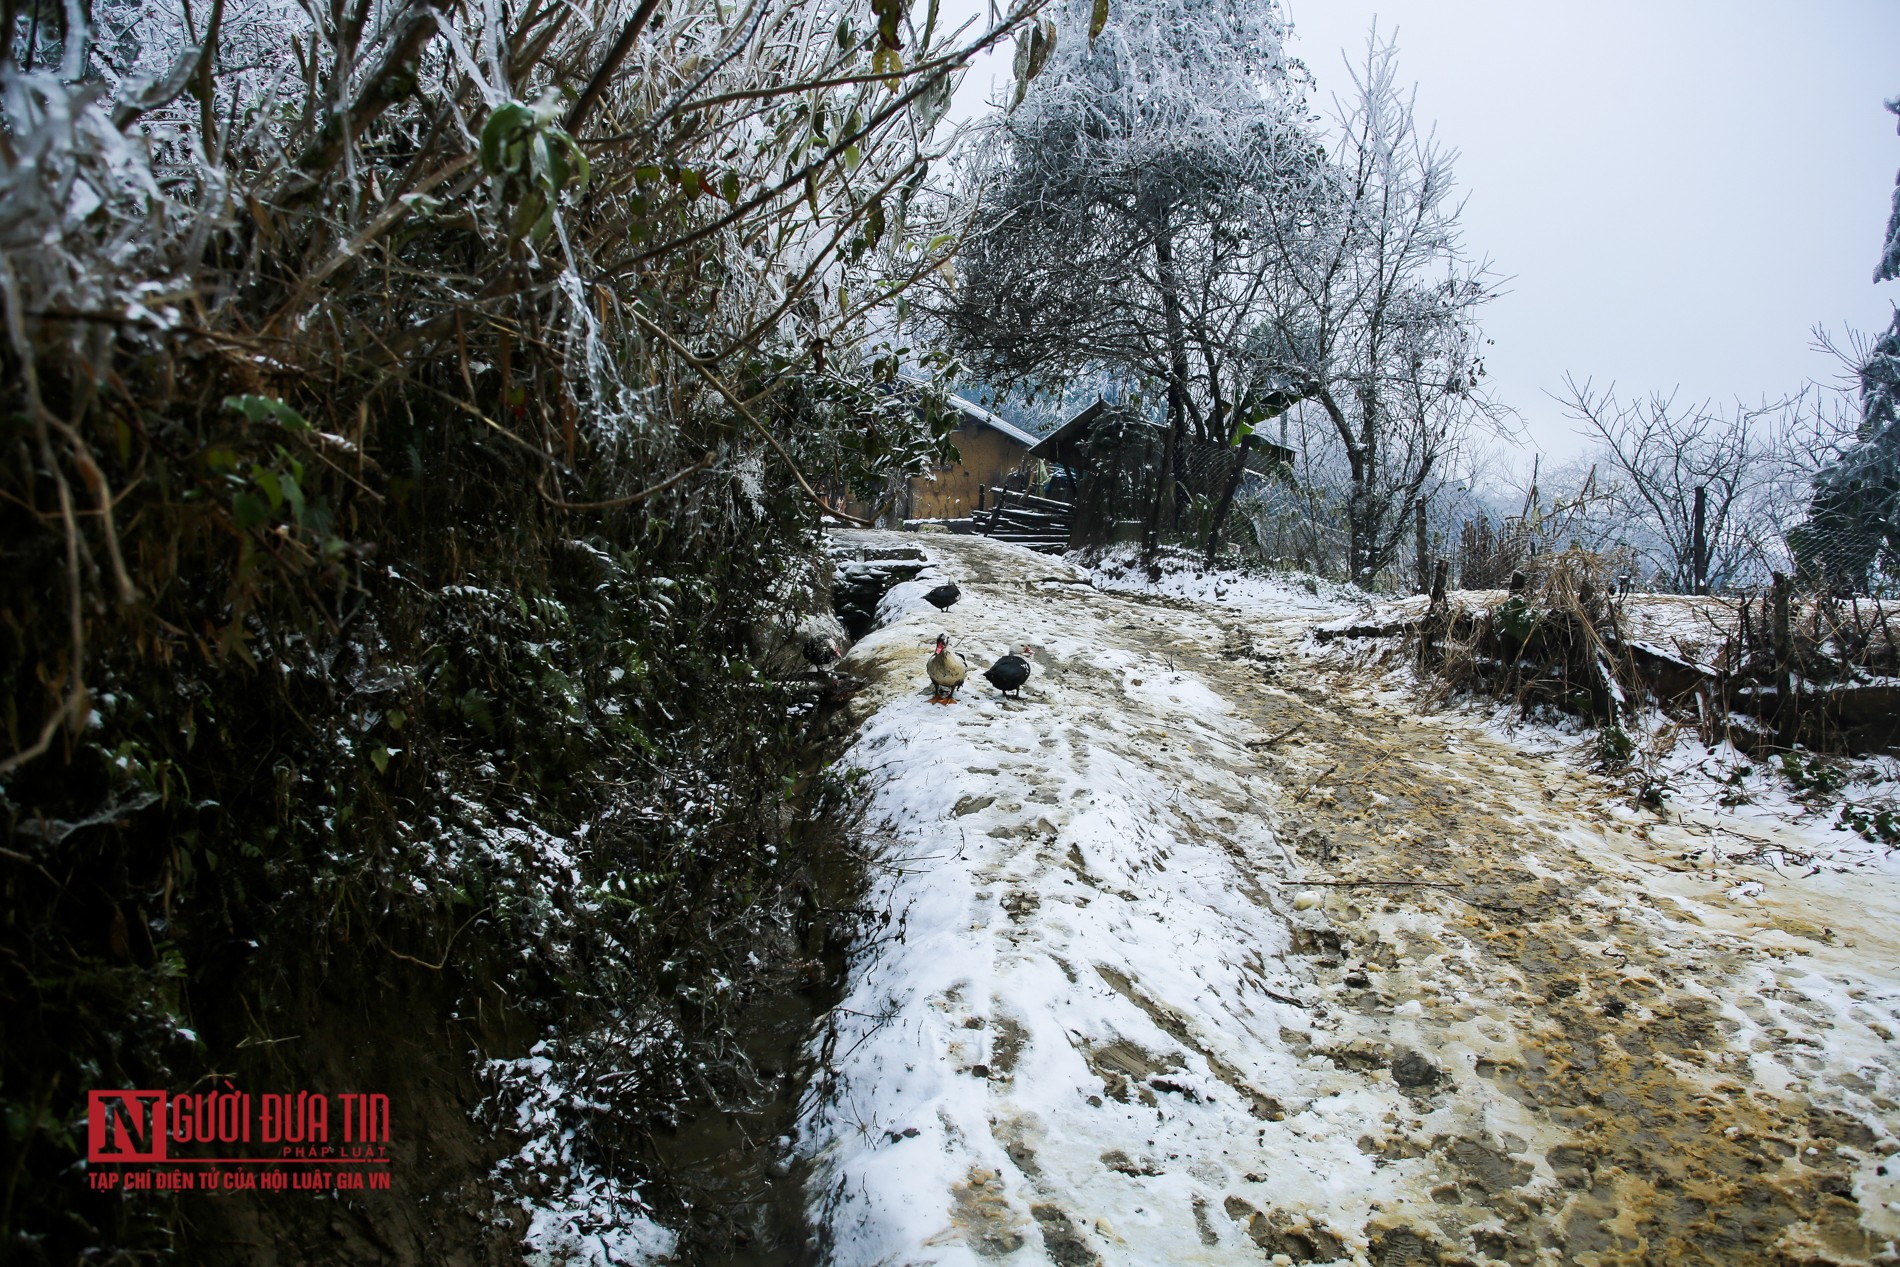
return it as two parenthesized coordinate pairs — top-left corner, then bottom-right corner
(1786, 519), (1900, 598)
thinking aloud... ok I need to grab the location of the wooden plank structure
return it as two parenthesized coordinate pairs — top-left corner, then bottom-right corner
(970, 486), (1075, 553)
(1029, 400), (1296, 476)
(1027, 399), (1296, 547)
(902, 396), (1044, 520)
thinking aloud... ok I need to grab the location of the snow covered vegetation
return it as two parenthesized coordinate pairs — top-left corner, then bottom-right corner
(0, 0), (1049, 1258)
(940, 0), (1502, 580)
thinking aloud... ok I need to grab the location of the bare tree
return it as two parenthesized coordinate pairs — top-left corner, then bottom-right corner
(1559, 377), (1784, 592)
(1249, 32), (1501, 587)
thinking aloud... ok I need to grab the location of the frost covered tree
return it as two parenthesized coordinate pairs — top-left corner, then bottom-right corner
(938, 0), (1316, 550)
(1248, 34), (1499, 587)
(1790, 98), (1900, 592)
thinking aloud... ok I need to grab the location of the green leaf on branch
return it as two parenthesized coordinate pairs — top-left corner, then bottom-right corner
(869, 0), (903, 51)
(224, 395), (311, 431)
(253, 468), (284, 511)
(481, 97), (590, 241)
(1011, 20), (1057, 107)
(529, 133), (561, 190)
(277, 468), (306, 524)
(565, 141), (591, 194)
(232, 492), (271, 530)
(479, 102), (535, 176)
(915, 71), (954, 131)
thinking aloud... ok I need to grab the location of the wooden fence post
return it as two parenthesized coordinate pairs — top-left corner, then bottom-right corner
(1415, 500), (1428, 594)
(1692, 484), (1708, 594)
(1419, 559), (1450, 667)
(1772, 571), (1794, 744)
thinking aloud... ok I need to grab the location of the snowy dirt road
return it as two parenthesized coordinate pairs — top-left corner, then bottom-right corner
(799, 531), (1900, 1267)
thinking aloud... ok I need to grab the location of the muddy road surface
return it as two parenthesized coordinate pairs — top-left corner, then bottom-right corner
(801, 531), (1900, 1267)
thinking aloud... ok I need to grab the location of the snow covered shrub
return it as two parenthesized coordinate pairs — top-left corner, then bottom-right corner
(0, 0), (1034, 1256)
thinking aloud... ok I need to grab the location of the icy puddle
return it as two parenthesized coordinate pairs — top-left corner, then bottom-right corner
(799, 532), (1900, 1267)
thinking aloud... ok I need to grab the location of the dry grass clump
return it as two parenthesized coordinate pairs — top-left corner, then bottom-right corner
(1418, 550), (1635, 746)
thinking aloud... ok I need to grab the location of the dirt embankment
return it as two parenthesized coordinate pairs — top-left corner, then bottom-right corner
(179, 961), (532, 1266)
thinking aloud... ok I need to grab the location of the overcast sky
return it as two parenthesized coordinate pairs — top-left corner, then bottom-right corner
(945, 1), (1900, 458)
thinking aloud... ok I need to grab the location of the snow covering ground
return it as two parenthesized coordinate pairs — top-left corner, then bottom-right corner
(491, 1045), (680, 1267)
(1083, 544), (1365, 618)
(799, 532), (1900, 1267)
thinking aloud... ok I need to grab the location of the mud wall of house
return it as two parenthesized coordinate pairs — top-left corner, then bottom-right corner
(906, 427), (1032, 520)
